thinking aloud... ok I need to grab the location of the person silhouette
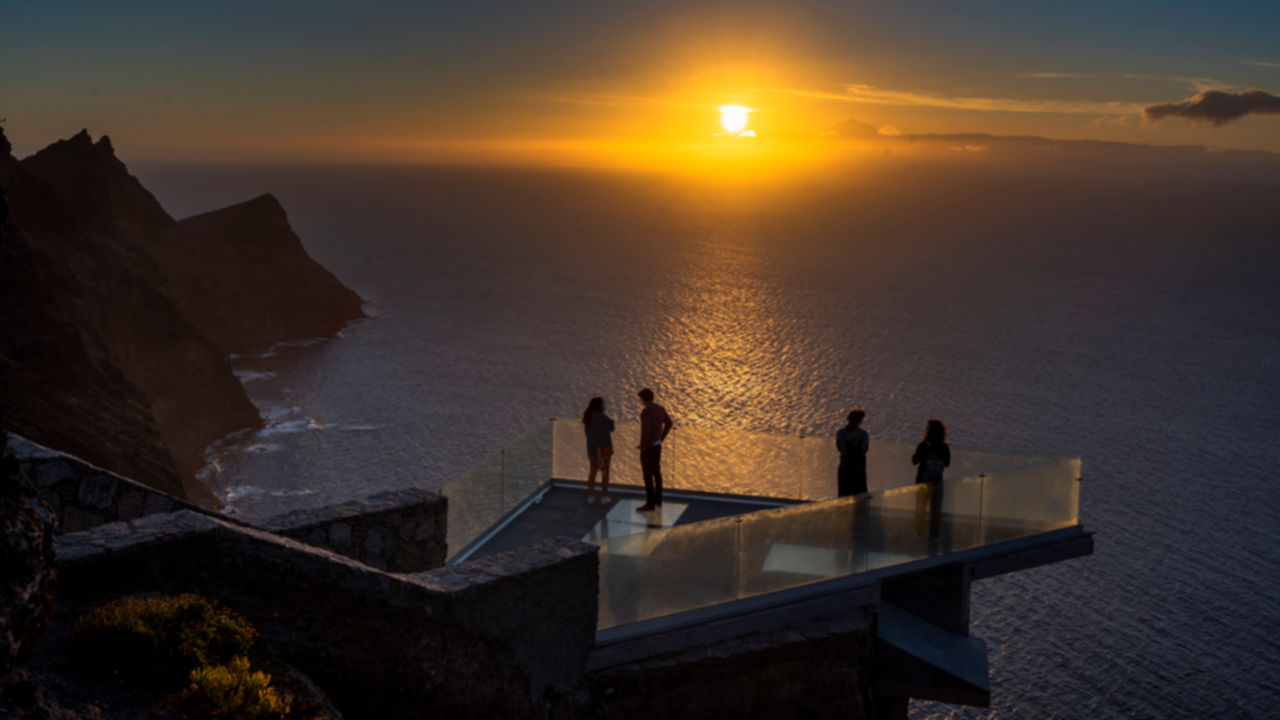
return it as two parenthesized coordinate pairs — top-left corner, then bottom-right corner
(836, 409), (870, 496)
(582, 396), (615, 506)
(636, 387), (673, 512)
(911, 418), (951, 542)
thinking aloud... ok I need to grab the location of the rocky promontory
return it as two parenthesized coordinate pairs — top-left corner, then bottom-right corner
(0, 128), (364, 505)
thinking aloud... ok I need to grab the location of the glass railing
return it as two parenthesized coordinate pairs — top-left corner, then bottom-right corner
(442, 421), (554, 561)
(447, 418), (1081, 627)
(550, 417), (1069, 502)
(596, 456), (1081, 629)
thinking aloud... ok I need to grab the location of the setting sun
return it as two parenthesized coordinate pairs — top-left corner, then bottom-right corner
(718, 105), (751, 134)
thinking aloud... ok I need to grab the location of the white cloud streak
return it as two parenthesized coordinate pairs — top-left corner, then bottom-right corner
(756, 84), (1143, 115)
(1014, 72), (1082, 79)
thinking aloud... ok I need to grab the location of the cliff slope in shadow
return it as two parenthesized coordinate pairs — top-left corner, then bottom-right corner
(0, 128), (365, 505)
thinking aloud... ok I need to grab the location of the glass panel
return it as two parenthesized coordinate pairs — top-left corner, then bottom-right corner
(865, 439), (919, 494)
(596, 517), (739, 629)
(443, 421), (553, 561)
(980, 458), (1081, 544)
(862, 484), (934, 568)
(737, 498), (864, 596)
(500, 421), (553, 509)
(441, 450), (504, 561)
(938, 475), (986, 554)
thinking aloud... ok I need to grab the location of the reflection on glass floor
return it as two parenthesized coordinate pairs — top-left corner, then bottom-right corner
(584, 498), (688, 541)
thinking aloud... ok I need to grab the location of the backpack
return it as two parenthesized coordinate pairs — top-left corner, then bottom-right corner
(921, 444), (945, 482)
(923, 459), (945, 482)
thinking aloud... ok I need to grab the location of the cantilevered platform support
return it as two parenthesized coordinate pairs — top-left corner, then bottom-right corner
(877, 602), (991, 707)
(874, 529), (1094, 706)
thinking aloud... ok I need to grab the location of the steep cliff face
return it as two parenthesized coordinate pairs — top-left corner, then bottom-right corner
(176, 193), (365, 354)
(0, 128), (364, 504)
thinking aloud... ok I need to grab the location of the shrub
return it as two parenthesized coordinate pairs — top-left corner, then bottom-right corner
(72, 594), (258, 688)
(181, 656), (293, 719)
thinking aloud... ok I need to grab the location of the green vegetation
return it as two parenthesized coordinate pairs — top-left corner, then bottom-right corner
(73, 593), (258, 686)
(73, 594), (295, 718)
(182, 656), (293, 719)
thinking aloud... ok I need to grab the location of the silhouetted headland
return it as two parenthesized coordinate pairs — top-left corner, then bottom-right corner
(0, 128), (365, 505)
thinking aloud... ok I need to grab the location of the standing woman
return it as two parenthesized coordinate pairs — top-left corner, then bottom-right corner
(583, 396), (616, 506)
(911, 419), (951, 540)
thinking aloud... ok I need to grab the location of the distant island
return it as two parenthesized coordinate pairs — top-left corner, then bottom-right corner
(0, 128), (365, 506)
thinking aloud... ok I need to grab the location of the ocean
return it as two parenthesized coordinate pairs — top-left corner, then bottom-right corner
(135, 147), (1280, 718)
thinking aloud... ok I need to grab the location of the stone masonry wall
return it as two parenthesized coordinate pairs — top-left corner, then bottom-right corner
(262, 488), (447, 573)
(10, 433), (448, 574)
(8, 434), (199, 533)
(588, 609), (882, 720)
(53, 511), (599, 719)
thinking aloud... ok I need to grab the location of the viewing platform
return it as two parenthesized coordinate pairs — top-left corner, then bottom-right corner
(444, 419), (1092, 708)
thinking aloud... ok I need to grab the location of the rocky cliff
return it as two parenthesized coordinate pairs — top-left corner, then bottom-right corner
(176, 193), (364, 354)
(0, 441), (57, 679)
(0, 128), (365, 505)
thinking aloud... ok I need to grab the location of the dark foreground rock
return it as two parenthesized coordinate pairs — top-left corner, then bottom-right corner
(0, 668), (106, 720)
(0, 127), (365, 504)
(1, 442), (57, 677)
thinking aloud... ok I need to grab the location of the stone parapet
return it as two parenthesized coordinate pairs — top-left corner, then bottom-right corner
(262, 488), (447, 573)
(7, 434), (201, 533)
(10, 434), (450, 575)
(54, 512), (598, 719)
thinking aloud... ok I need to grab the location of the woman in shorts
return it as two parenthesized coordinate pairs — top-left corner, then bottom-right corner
(583, 396), (616, 505)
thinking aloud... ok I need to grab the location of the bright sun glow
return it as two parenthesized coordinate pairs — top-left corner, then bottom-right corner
(719, 104), (751, 134)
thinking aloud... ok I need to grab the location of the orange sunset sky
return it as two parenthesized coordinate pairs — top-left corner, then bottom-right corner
(3, 1), (1278, 169)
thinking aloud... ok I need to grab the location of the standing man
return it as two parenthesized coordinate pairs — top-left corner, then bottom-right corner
(836, 409), (870, 496)
(636, 387), (673, 512)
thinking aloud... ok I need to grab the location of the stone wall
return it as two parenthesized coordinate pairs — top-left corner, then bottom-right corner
(10, 433), (449, 574)
(52, 511), (599, 719)
(8, 434), (198, 533)
(262, 488), (448, 573)
(587, 609), (885, 720)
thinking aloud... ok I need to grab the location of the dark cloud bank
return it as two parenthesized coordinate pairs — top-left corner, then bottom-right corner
(1143, 88), (1280, 126)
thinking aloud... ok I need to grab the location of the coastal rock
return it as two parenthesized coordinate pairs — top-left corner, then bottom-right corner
(177, 193), (365, 354)
(0, 127), (364, 503)
(0, 443), (57, 678)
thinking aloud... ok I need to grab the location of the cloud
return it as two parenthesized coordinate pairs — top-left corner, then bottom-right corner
(1141, 88), (1280, 126)
(1242, 59), (1280, 69)
(877, 124), (901, 136)
(949, 145), (990, 153)
(1121, 74), (1227, 92)
(1015, 72), (1081, 79)
(759, 84), (1142, 115)
(1092, 115), (1137, 127)
(826, 119), (880, 137)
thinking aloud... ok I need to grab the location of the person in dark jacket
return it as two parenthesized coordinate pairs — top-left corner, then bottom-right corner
(636, 387), (673, 512)
(583, 396), (616, 506)
(911, 418), (951, 541)
(836, 409), (870, 496)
